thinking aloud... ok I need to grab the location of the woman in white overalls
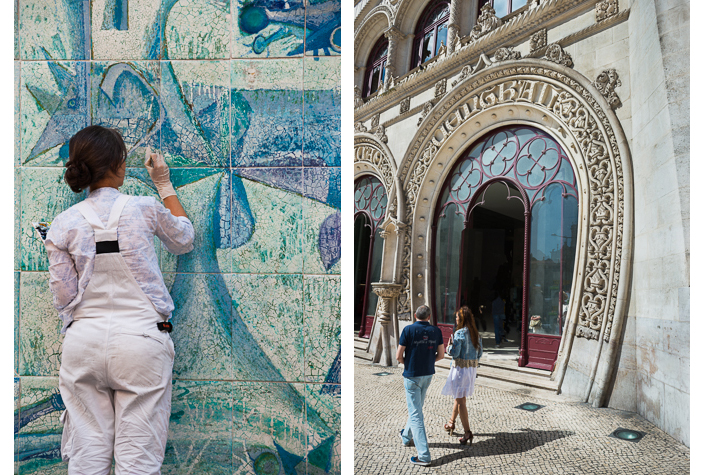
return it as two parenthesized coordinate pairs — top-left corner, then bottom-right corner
(45, 125), (195, 474)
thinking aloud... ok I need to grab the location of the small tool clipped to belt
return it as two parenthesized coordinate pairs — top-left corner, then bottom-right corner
(157, 321), (173, 333)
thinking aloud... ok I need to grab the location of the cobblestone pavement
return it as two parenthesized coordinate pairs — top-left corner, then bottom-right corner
(354, 362), (690, 474)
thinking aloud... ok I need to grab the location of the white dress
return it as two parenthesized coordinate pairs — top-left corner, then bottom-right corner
(441, 329), (482, 398)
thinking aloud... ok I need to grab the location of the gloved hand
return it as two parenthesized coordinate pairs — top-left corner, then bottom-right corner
(144, 147), (176, 200)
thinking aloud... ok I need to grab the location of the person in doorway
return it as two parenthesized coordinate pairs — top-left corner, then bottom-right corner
(44, 125), (194, 474)
(492, 292), (510, 348)
(396, 305), (445, 466)
(442, 306), (483, 445)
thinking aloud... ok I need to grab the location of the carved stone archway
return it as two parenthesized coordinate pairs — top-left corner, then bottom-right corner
(397, 58), (633, 405)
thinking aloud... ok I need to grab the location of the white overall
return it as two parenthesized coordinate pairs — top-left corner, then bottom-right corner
(58, 195), (175, 475)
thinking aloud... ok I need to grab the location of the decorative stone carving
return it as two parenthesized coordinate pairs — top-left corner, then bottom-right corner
(371, 113), (380, 129)
(398, 65), (628, 344)
(354, 139), (396, 192)
(471, 3), (501, 39)
(595, 0), (618, 22)
(417, 101), (434, 127)
(435, 78), (447, 98)
(354, 122), (367, 133)
(373, 125), (388, 144)
(437, 41), (447, 58)
(594, 69), (622, 110)
(530, 28), (547, 52)
(493, 46), (521, 62)
(543, 43), (574, 68)
(451, 54), (492, 87)
(399, 97), (411, 114)
(576, 325), (600, 340)
(370, 282), (402, 366)
(354, 86), (364, 108)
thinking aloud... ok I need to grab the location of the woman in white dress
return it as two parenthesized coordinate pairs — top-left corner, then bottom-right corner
(442, 306), (483, 445)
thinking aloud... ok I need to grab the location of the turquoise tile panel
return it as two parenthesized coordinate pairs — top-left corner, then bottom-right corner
(161, 61), (230, 167)
(90, 0), (161, 60)
(233, 382), (308, 475)
(304, 276), (341, 384)
(14, 0), (19, 60)
(19, 0), (90, 60)
(17, 377), (65, 474)
(20, 168), (86, 271)
(170, 273), (233, 380)
(15, 169), (21, 272)
(90, 61), (161, 167)
(230, 171), (303, 274)
(21, 61), (89, 167)
(14, 377), (19, 473)
(163, 0), (231, 59)
(231, 59), (304, 167)
(226, 274), (303, 382)
(303, 168), (341, 274)
(305, 385), (341, 475)
(304, 57), (340, 167)
(231, 0), (304, 58)
(304, 0), (341, 57)
(15, 273), (21, 375)
(164, 380), (232, 474)
(15, 61), (20, 166)
(19, 273), (63, 377)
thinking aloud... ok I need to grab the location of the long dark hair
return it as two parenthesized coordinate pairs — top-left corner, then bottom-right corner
(455, 306), (480, 351)
(64, 125), (127, 193)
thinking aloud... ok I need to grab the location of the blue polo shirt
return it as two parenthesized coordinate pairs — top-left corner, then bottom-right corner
(399, 320), (443, 377)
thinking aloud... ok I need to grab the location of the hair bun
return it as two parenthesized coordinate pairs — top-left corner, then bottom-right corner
(64, 159), (93, 193)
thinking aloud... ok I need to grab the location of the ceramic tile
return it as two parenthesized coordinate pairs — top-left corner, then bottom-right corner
(170, 273), (233, 381)
(17, 377), (65, 473)
(304, 276), (341, 384)
(304, 168), (341, 274)
(230, 170), (303, 274)
(21, 61), (89, 167)
(19, 0), (90, 60)
(163, 380), (232, 474)
(14, 0), (19, 60)
(20, 168), (86, 271)
(163, 0), (231, 60)
(90, 0), (161, 60)
(304, 57), (340, 167)
(15, 61), (20, 166)
(226, 274), (303, 382)
(19, 273), (63, 377)
(304, 0), (341, 57)
(305, 385), (341, 475)
(15, 273), (21, 375)
(90, 61), (161, 167)
(231, 0), (305, 58)
(233, 382), (307, 475)
(231, 59), (304, 167)
(15, 169), (21, 272)
(14, 377), (20, 473)
(161, 61), (230, 167)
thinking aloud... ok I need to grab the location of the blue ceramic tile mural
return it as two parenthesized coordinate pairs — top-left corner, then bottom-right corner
(15, 1), (341, 473)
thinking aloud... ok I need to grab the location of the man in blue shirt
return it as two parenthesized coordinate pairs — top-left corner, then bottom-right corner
(396, 305), (445, 466)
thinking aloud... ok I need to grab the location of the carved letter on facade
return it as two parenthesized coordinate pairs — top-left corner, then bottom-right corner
(594, 69), (622, 110)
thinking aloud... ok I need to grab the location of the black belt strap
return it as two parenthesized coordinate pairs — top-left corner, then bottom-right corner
(96, 241), (120, 254)
(157, 321), (173, 333)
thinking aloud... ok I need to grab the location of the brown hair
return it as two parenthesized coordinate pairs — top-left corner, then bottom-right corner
(455, 306), (480, 351)
(64, 125), (127, 193)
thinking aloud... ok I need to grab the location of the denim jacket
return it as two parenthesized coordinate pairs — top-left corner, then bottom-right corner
(446, 328), (483, 363)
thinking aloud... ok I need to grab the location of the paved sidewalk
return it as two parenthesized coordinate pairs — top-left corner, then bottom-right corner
(354, 362), (690, 474)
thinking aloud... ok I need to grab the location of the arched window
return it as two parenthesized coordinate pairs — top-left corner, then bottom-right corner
(487, 0), (527, 17)
(362, 36), (388, 98)
(432, 126), (579, 370)
(410, 1), (450, 69)
(354, 176), (387, 338)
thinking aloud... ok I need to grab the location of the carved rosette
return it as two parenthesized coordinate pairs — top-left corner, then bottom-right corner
(543, 43), (574, 68)
(594, 69), (622, 110)
(435, 78), (447, 98)
(493, 47), (522, 62)
(397, 65), (628, 343)
(417, 101), (435, 127)
(530, 28), (547, 52)
(595, 0), (618, 22)
(400, 97), (411, 115)
(471, 3), (501, 39)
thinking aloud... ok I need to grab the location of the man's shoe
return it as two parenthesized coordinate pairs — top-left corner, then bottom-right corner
(410, 456), (431, 466)
(400, 429), (414, 447)
(495, 344), (501, 348)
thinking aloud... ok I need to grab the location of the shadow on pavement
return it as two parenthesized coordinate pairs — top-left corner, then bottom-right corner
(428, 428), (574, 467)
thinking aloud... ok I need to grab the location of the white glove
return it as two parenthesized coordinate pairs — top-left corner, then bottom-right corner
(144, 147), (176, 200)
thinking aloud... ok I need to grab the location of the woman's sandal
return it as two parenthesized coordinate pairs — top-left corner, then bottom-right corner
(444, 419), (456, 436)
(459, 430), (473, 445)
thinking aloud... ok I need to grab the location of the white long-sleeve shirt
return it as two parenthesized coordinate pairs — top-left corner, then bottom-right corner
(45, 187), (195, 333)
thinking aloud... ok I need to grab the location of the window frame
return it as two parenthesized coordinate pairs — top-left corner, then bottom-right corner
(410, 0), (451, 70)
(362, 35), (389, 99)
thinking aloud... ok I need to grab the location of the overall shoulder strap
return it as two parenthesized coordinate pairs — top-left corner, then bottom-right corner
(74, 201), (106, 231)
(106, 194), (130, 231)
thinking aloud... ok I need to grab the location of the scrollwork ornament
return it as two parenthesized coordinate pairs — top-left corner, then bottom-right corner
(594, 69), (622, 110)
(417, 101), (435, 126)
(373, 125), (388, 144)
(493, 47), (522, 62)
(543, 43), (574, 68)
(471, 3), (501, 39)
(530, 28), (547, 52)
(400, 97), (411, 114)
(435, 78), (447, 98)
(371, 113), (380, 129)
(595, 0), (618, 22)
(576, 325), (600, 340)
(354, 122), (367, 133)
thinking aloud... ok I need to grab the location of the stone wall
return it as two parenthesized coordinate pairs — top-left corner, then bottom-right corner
(14, 0), (342, 472)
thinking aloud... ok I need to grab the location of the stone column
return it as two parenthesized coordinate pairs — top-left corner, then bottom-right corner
(447, 0), (462, 53)
(382, 27), (404, 92)
(369, 282), (402, 366)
